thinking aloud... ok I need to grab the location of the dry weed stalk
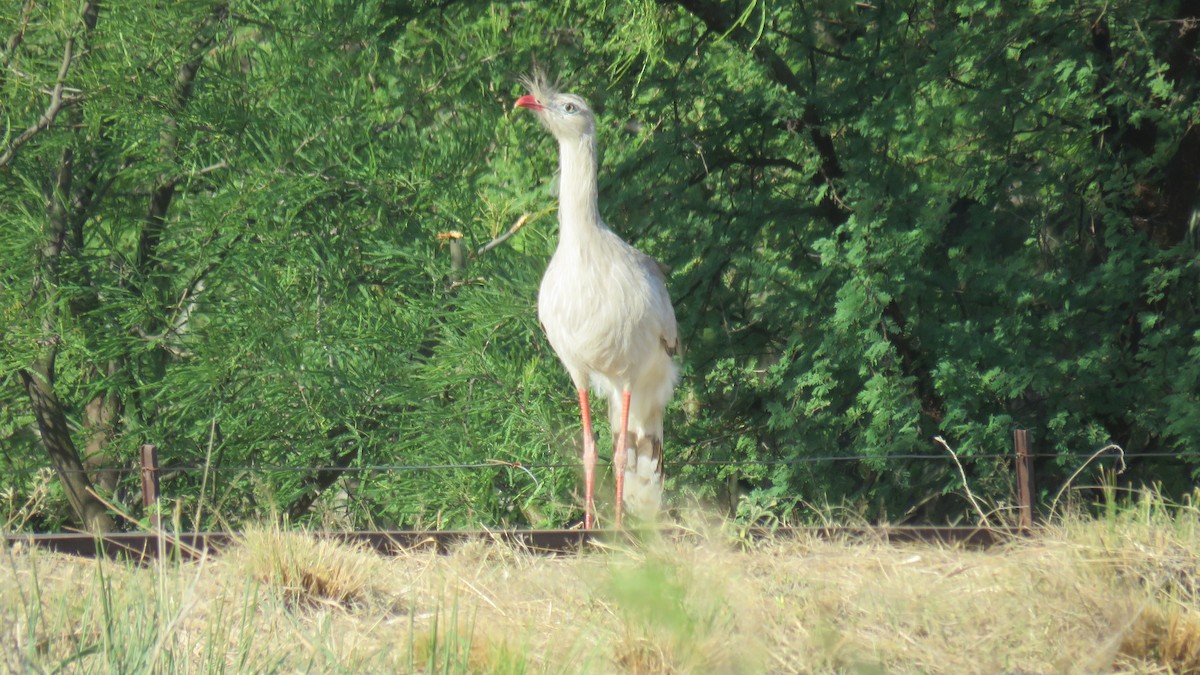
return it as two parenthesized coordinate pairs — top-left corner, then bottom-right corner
(1049, 443), (1127, 516)
(932, 435), (990, 526)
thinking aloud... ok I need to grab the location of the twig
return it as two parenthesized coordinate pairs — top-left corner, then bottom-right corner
(0, 16), (81, 169)
(1, 0), (37, 72)
(477, 213), (530, 255)
(83, 486), (207, 558)
(189, 159), (229, 178)
(933, 435), (990, 527)
(485, 459), (542, 490)
(192, 411), (220, 533)
(456, 574), (503, 614)
(1049, 444), (1126, 516)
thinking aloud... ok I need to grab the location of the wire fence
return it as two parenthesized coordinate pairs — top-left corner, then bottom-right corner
(1, 446), (1178, 478)
(2, 436), (1189, 535)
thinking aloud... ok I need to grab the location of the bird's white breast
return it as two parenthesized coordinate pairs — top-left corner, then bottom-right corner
(538, 227), (674, 388)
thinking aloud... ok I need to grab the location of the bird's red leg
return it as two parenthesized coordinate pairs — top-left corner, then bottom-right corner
(613, 388), (632, 529)
(578, 388), (596, 529)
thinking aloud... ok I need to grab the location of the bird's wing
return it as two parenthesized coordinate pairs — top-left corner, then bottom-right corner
(660, 315), (679, 357)
(639, 251), (679, 357)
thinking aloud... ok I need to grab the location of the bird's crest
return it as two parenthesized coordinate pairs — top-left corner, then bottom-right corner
(519, 68), (560, 104)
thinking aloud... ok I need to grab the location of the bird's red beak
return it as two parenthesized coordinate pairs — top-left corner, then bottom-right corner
(514, 94), (545, 111)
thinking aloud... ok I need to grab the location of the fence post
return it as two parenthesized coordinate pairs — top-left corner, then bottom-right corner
(140, 444), (161, 530)
(1013, 429), (1034, 528)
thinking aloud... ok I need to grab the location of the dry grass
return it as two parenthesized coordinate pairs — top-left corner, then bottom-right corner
(2, 499), (1199, 673)
(237, 524), (386, 608)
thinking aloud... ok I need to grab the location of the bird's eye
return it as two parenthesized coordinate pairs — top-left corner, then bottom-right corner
(563, 102), (578, 114)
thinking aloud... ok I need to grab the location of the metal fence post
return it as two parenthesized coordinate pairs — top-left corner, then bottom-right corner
(1013, 429), (1034, 528)
(140, 444), (161, 530)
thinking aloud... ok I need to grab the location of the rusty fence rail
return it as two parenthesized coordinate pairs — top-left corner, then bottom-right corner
(4, 525), (1032, 563)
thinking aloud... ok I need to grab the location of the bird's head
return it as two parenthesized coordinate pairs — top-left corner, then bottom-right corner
(514, 72), (595, 141)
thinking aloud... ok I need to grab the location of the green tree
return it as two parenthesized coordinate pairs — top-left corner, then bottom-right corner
(2, 0), (1197, 531)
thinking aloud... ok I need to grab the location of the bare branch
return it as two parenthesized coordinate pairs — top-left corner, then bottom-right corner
(141, 159), (230, 195)
(477, 213), (532, 255)
(0, 32), (77, 169)
(1, 0), (37, 73)
(191, 159), (230, 177)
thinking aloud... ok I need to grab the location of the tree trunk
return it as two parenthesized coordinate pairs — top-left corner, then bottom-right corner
(83, 359), (123, 493)
(24, 120), (116, 531)
(20, 352), (114, 532)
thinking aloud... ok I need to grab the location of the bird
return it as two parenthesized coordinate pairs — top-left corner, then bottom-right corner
(515, 72), (679, 529)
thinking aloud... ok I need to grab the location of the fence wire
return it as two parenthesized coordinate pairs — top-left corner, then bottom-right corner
(2, 446), (1178, 478)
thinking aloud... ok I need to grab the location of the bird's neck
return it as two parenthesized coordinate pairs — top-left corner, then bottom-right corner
(556, 133), (604, 245)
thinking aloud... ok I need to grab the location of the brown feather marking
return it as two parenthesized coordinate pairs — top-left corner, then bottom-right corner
(661, 335), (677, 357)
(613, 431), (664, 478)
(648, 436), (664, 477)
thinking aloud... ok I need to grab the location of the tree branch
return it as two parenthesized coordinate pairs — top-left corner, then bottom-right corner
(476, 213), (531, 255)
(0, 28), (80, 169)
(692, 154), (810, 182)
(668, 0), (848, 222)
(1, 0), (37, 74)
(136, 7), (227, 274)
(666, 1), (842, 165)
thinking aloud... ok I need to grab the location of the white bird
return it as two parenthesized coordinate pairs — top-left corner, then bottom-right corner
(515, 73), (679, 528)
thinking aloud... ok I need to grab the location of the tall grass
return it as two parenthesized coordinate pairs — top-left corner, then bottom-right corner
(2, 494), (1199, 673)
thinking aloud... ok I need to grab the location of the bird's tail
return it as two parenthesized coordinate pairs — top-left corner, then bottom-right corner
(607, 354), (677, 521)
(617, 430), (664, 519)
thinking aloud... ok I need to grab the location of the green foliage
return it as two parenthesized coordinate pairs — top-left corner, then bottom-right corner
(1, 0), (1197, 530)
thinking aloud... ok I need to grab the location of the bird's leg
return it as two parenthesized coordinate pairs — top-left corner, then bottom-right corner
(578, 388), (596, 529)
(613, 388), (632, 529)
